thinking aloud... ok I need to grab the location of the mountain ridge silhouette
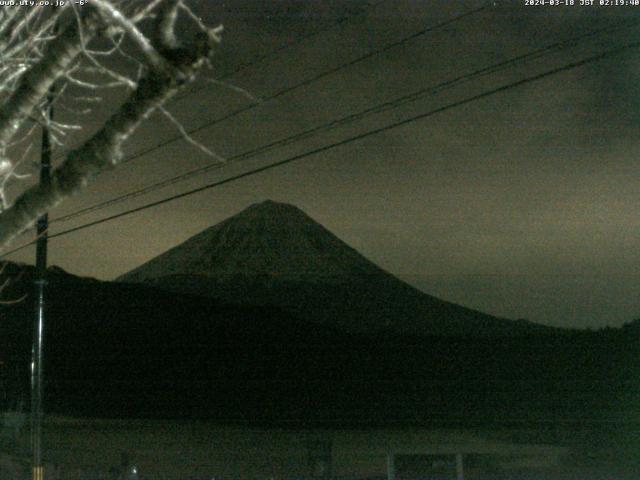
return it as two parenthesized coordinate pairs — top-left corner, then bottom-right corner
(118, 200), (558, 336)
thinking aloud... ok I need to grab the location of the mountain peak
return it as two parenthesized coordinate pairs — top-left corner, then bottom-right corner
(119, 201), (382, 282)
(118, 201), (556, 336)
(246, 199), (300, 213)
(235, 200), (313, 225)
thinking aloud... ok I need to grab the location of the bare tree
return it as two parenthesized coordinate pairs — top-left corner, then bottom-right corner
(0, 0), (223, 251)
(0, 1), (222, 302)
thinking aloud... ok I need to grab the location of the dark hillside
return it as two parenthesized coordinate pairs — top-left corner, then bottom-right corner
(0, 263), (637, 428)
(119, 201), (559, 337)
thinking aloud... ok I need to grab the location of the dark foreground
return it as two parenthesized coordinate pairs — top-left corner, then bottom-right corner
(1, 417), (639, 480)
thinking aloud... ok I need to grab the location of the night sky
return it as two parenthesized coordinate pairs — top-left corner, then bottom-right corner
(4, 0), (640, 329)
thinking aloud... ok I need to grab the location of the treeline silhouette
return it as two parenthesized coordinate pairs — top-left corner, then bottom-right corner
(0, 263), (637, 429)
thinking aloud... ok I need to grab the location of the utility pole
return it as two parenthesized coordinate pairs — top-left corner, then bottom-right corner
(31, 91), (53, 480)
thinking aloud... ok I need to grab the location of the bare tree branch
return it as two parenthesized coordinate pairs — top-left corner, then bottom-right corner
(90, 0), (169, 72)
(0, 0), (222, 251)
(159, 106), (226, 162)
(0, 6), (102, 151)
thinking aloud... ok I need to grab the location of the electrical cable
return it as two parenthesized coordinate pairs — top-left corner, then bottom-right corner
(114, 2), (493, 168)
(1, 37), (634, 258)
(51, 18), (640, 224)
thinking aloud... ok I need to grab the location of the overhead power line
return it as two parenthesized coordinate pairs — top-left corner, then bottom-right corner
(1, 37), (635, 259)
(29, 1), (497, 226)
(115, 2), (492, 168)
(171, 0), (389, 103)
(50, 18), (640, 224)
(0, 0), (387, 247)
(0, 2), (494, 259)
(49, 0), (387, 163)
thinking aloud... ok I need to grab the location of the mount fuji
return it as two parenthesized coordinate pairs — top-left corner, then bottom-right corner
(1, 202), (635, 423)
(119, 200), (554, 337)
